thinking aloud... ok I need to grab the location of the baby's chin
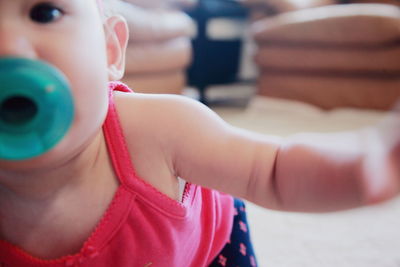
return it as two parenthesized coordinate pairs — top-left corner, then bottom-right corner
(0, 143), (80, 173)
(0, 126), (100, 174)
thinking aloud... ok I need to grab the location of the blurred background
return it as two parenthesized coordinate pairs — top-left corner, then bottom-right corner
(112, 0), (400, 266)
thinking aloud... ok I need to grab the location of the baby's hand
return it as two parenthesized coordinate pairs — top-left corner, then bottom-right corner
(362, 104), (400, 205)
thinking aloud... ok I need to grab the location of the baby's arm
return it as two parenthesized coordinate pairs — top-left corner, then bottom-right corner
(118, 93), (400, 212)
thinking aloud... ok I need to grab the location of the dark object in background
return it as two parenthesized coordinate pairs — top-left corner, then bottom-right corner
(184, 0), (248, 104)
(345, 0), (400, 5)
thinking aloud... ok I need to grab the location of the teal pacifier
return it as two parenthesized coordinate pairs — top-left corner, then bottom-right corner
(0, 57), (74, 160)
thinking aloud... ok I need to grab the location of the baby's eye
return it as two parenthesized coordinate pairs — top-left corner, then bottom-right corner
(30, 3), (63, 24)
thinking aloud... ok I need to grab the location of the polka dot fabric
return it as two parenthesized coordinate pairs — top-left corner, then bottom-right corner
(209, 199), (258, 267)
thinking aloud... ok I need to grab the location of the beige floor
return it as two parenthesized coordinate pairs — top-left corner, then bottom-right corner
(186, 85), (400, 267)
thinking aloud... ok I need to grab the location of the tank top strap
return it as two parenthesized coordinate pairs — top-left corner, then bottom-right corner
(103, 81), (139, 186)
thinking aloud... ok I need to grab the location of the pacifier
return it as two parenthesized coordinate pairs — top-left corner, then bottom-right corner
(0, 57), (74, 160)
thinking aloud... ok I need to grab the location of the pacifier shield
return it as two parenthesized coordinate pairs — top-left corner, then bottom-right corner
(0, 57), (74, 160)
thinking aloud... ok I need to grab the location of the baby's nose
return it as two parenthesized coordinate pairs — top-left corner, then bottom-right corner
(0, 26), (36, 58)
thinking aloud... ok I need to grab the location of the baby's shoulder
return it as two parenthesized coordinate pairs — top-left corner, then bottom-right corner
(113, 92), (214, 137)
(114, 92), (203, 113)
(112, 91), (229, 160)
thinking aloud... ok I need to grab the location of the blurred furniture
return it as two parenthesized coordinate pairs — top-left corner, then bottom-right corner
(185, 0), (249, 103)
(242, 0), (336, 19)
(348, 0), (400, 5)
(250, 2), (400, 110)
(113, 0), (195, 94)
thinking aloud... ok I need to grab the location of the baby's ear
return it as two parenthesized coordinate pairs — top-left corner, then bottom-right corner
(104, 15), (129, 81)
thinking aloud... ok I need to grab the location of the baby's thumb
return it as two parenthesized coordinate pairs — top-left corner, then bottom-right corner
(362, 111), (400, 205)
(362, 153), (400, 205)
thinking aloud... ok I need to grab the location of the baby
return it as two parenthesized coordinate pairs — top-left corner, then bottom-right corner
(0, 0), (399, 266)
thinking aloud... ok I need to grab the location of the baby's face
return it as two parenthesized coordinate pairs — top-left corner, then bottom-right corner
(0, 0), (119, 167)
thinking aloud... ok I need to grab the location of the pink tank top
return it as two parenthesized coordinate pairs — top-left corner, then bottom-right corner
(0, 82), (234, 267)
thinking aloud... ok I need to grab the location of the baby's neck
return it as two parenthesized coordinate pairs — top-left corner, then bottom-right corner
(0, 132), (104, 202)
(0, 131), (119, 259)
